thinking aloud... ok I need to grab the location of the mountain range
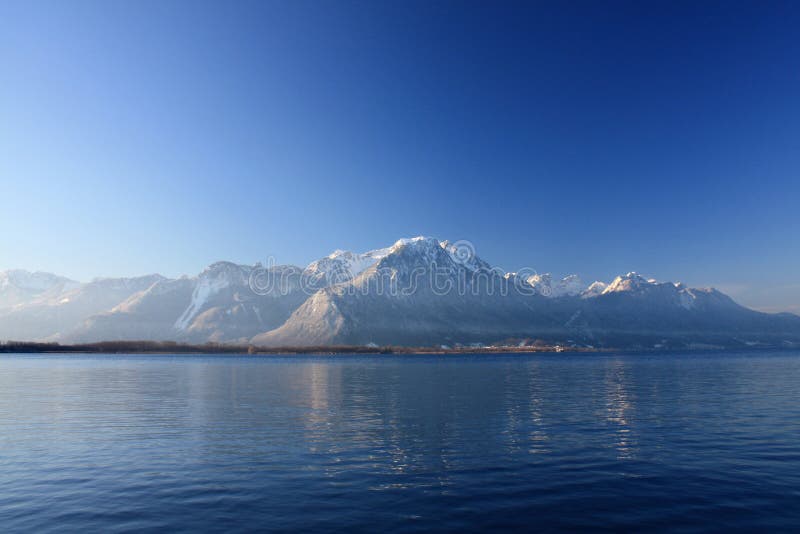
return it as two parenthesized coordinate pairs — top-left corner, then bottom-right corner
(2, 237), (799, 350)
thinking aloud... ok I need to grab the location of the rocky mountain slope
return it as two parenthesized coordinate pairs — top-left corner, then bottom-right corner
(2, 238), (799, 349)
(253, 241), (800, 348)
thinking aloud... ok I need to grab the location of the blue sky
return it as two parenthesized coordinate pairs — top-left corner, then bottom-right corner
(1, 1), (799, 312)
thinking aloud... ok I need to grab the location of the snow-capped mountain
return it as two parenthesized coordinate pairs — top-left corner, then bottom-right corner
(0, 270), (79, 309)
(602, 272), (659, 294)
(253, 237), (556, 347)
(594, 273), (715, 310)
(66, 262), (308, 343)
(174, 262), (250, 330)
(0, 274), (163, 341)
(526, 273), (585, 298)
(305, 246), (394, 287)
(581, 281), (608, 298)
(3, 236), (800, 348)
(304, 237), (492, 288)
(252, 239), (800, 348)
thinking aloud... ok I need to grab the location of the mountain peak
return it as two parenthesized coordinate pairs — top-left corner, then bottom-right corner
(0, 269), (80, 309)
(603, 272), (658, 294)
(0, 269), (77, 291)
(307, 243), (395, 281)
(392, 236), (437, 249)
(201, 261), (248, 276)
(526, 273), (585, 298)
(3, 238), (798, 348)
(306, 236), (480, 284)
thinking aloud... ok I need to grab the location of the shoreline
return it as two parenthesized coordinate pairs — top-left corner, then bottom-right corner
(0, 341), (598, 355)
(1, 341), (797, 356)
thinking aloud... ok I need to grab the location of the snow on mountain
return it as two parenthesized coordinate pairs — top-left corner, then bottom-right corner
(174, 262), (248, 330)
(67, 261), (309, 343)
(439, 239), (493, 272)
(253, 237), (558, 347)
(582, 281), (608, 298)
(526, 273), (585, 298)
(597, 273), (705, 309)
(253, 242), (800, 348)
(0, 269), (79, 309)
(67, 278), (197, 343)
(677, 284), (697, 310)
(602, 272), (658, 294)
(0, 274), (163, 341)
(305, 237), (491, 288)
(5, 237), (800, 348)
(0, 270), (73, 292)
(305, 245), (394, 285)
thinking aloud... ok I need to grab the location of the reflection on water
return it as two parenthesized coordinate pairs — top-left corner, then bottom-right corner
(605, 358), (637, 460)
(1, 352), (800, 531)
(523, 362), (551, 455)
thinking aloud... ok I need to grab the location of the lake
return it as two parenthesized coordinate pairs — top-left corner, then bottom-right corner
(1, 351), (799, 532)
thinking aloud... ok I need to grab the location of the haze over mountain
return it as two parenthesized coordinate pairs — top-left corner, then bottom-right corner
(2, 237), (799, 350)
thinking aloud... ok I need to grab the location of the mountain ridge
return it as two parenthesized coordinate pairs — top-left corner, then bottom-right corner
(1, 237), (798, 349)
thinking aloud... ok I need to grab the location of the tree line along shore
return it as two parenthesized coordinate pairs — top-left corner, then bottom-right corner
(0, 340), (598, 355)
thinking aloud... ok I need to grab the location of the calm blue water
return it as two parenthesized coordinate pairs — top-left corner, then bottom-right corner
(1, 352), (800, 532)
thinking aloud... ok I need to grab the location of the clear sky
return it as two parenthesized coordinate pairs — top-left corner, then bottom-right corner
(1, 1), (799, 312)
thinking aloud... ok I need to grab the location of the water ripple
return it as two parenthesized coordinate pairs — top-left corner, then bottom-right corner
(1, 352), (800, 531)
